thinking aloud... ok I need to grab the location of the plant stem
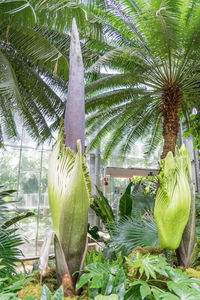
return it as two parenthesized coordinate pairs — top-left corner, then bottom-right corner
(164, 249), (173, 266)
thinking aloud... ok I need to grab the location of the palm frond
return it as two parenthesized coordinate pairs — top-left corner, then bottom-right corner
(101, 99), (159, 159)
(86, 87), (148, 113)
(119, 102), (160, 156)
(109, 215), (159, 254)
(0, 49), (21, 105)
(0, 24), (69, 81)
(144, 113), (163, 158)
(85, 73), (144, 94)
(86, 95), (153, 153)
(0, 228), (23, 276)
(3, 50), (65, 143)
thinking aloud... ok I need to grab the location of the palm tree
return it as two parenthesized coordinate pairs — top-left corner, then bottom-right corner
(0, 0), (99, 145)
(84, 0), (200, 265)
(85, 0), (200, 160)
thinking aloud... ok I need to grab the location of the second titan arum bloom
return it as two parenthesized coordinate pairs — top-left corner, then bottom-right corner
(154, 145), (192, 250)
(48, 18), (92, 289)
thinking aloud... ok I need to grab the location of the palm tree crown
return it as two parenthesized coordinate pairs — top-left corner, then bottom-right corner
(0, 0), (99, 145)
(85, 0), (200, 159)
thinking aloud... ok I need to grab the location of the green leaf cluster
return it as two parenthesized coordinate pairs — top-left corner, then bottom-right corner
(23, 284), (64, 300)
(0, 187), (34, 277)
(85, 0), (200, 158)
(0, 273), (32, 300)
(84, 248), (124, 267)
(76, 262), (126, 299)
(184, 114), (200, 155)
(91, 180), (158, 254)
(0, 0), (101, 145)
(91, 186), (115, 226)
(126, 252), (169, 280)
(125, 253), (200, 300)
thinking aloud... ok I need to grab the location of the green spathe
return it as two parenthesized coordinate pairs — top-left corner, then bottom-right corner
(154, 145), (191, 250)
(48, 129), (92, 280)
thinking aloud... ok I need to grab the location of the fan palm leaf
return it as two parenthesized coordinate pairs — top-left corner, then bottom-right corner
(109, 216), (159, 254)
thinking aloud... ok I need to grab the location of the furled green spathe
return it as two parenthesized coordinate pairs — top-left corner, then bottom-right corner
(154, 145), (191, 250)
(48, 128), (92, 238)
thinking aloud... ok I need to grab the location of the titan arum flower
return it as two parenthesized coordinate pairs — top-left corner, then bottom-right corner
(154, 145), (192, 250)
(48, 19), (92, 288)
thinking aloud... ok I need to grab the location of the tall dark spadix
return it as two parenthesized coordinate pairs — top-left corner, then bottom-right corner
(64, 18), (85, 153)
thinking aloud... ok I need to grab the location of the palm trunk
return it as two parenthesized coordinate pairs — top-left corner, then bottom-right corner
(161, 84), (197, 267)
(161, 84), (182, 158)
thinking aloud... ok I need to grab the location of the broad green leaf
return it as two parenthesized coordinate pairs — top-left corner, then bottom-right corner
(166, 268), (191, 282)
(91, 275), (103, 288)
(112, 268), (126, 300)
(95, 295), (118, 300)
(124, 285), (141, 300)
(76, 273), (92, 290)
(91, 186), (115, 224)
(40, 285), (51, 300)
(119, 182), (133, 218)
(53, 285), (64, 300)
(140, 284), (151, 298)
(167, 281), (200, 299)
(0, 295), (20, 300)
(3, 278), (33, 292)
(101, 273), (112, 295)
(160, 293), (180, 300)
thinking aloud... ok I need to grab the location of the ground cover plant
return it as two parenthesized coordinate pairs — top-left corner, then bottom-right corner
(75, 249), (200, 300)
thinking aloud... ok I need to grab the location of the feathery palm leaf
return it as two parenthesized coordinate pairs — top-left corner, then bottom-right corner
(0, 228), (23, 276)
(0, 187), (32, 276)
(0, 0), (101, 144)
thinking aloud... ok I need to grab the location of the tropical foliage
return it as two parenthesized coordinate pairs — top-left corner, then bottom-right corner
(109, 216), (159, 254)
(91, 180), (158, 254)
(76, 261), (126, 299)
(85, 0), (200, 159)
(0, 187), (34, 277)
(0, 0), (100, 145)
(77, 250), (200, 300)
(0, 187), (23, 276)
(184, 112), (200, 154)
